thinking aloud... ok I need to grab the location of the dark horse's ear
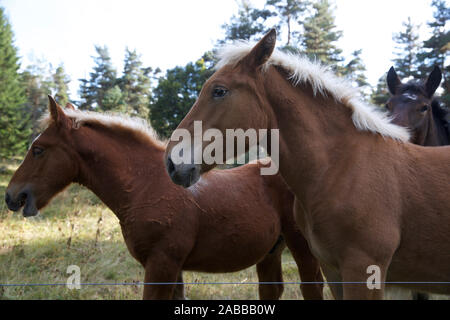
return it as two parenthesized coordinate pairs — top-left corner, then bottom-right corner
(241, 29), (276, 70)
(387, 66), (402, 95)
(48, 95), (68, 127)
(425, 66), (442, 98)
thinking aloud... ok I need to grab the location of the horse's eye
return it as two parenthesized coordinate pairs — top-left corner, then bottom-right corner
(212, 86), (228, 98)
(419, 105), (429, 113)
(32, 147), (44, 157)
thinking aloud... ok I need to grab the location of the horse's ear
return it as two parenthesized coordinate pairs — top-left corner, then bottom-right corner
(387, 66), (402, 95)
(48, 95), (67, 127)
(241, 29), (277, 70)
(425, 66), (442, 98)
(65, 102), (76, 110)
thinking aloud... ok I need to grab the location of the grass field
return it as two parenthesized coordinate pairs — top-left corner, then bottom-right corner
(0, 159), (447, 300)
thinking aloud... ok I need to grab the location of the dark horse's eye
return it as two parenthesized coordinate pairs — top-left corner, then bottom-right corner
(420, 105), (429, 113)
(32, 146), (44, 157)
(212, 86), (228, 98)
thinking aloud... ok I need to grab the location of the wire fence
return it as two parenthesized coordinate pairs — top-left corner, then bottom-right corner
(1, 281), (450, 287)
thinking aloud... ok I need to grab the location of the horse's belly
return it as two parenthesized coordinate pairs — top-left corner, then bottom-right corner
(386, 217), (450, 294)
(388, 251), (450, 295)
(183, 213), (281, 273)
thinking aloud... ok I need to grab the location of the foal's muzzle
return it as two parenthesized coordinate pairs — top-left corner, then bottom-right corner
(166, 156), (200, 188)
(5, 188), (39, 217)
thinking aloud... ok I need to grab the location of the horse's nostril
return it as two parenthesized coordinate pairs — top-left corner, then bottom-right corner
(167, 156), (175, 175)
(17, 192), (27, 206)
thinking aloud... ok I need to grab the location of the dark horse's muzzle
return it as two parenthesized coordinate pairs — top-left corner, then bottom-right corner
(5, 187), (39, 217)
(166, 156), (200, 188)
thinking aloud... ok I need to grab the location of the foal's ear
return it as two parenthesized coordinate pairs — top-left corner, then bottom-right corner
(241, 29), (277, 70)
(425, 66), (442, 98)
(387, 66), (402, 95)
(48, 95), (68, 127)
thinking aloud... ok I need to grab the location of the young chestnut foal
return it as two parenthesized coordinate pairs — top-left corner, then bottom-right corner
(5, 96), (323, 300)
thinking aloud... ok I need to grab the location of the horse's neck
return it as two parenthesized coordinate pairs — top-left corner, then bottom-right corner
(438, 122), (450, 145)
(73, 127), (167, 220)
(264, 69), (377, 200)
(432, 117), (450, 146)
(419, 114), (449, 146)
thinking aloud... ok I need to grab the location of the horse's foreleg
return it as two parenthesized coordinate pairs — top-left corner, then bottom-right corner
(256, 241), (285, 300)
(412, 292), (429, 300)
(172, 272), (186, 300)
(283, 236), (324, 299)
(286, 197), (324, 300)
(320, 264), (343, 300)
(340, 251), (390, 300)
(142, 254), (181, 300)
(296, 254), (325, 300)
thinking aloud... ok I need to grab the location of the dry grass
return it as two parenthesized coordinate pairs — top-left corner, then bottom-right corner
(0, 159), (447, 300)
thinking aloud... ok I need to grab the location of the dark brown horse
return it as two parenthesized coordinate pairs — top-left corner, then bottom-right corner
(165, 30), (450, 299)
(386, 66), (449, 146)
(4, 96), (323, 300)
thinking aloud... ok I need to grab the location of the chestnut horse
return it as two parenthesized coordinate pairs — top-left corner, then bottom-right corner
(386, 66), (449, 146)
(5, 96), (323, 300)
(165, 30), (450, 299)
(386, 66), (449, 300)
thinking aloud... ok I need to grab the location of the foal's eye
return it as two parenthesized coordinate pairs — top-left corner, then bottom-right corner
(212, 86), (228, 98)
(419, 105), (429, 113)
(32, 147), (44, 157)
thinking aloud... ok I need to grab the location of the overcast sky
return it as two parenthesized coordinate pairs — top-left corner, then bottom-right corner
(1, 0), (441, 99)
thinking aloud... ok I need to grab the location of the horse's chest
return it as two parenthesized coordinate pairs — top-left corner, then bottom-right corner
(119, 225), (139, 258)
(305, 226), (339, 267)
(119, 221), (150, 265)
(299, 210), (343, 268)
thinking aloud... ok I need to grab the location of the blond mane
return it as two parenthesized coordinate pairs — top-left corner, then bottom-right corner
(216, 42), (410, 142)
(39, 108), (166, 147)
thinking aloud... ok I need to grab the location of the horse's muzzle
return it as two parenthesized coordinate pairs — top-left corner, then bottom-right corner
(166, 156), (200, 188)
(5, 188), (39, 217)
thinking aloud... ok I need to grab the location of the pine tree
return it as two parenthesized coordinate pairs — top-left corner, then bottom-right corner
(149, 55), (214, 138)
(79, 45), (118, 110)
(266, 0), (307, 46)
(392, 17), (421, 79)
(370, 74), (390, 107)
(0, 7), (29, 157)
(20, 61), (71, 139)
(301, 0), (344, 69)
(20, 61), (53, 139)
(102, 85), (125, 112)
(417, 0), (450, 104)
(342, 49), (369, 92)
(118, 48), (152, 118)
(52, 64), (70, 106)
(221, 0), (273, 42)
